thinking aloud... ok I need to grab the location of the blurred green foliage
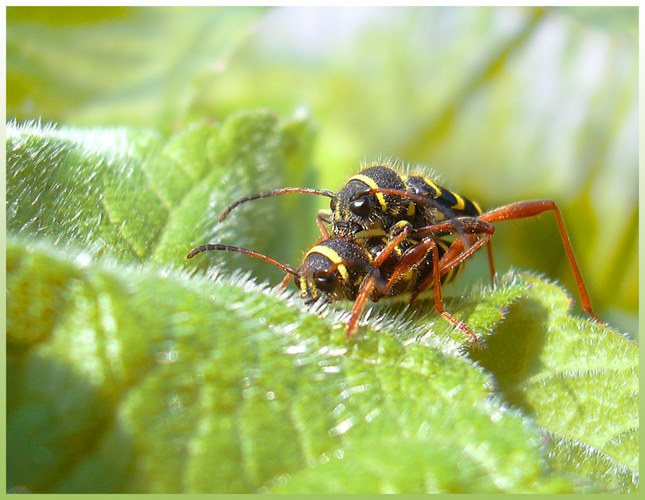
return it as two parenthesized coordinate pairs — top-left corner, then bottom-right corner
(6, 6), (637, 335)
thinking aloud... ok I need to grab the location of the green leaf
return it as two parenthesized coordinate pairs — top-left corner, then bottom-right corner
(6, 111), (295, 271)
(6, 122), (165, 259)
(471, 275), (639, 492)
(6, 117), (637, 493)
(6, 237), (570, 493)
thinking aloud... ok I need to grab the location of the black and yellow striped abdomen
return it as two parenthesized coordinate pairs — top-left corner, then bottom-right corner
(403, 174), (482, 223)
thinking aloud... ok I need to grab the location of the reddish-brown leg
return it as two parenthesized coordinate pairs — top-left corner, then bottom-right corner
(480, 200), (600, 321)
(279, 274), (293, 290)
(414, 200), (600, 322)
(435, 232), (494, 278)
(378, 236), (478, 342)
(346, 273), (379, 339)
(345, 223), (414, 338)
(421, 240), (478, 342)
(371, 223), (413, 267)
(412, 219), (496, 283)
(316, 210), (331, 238)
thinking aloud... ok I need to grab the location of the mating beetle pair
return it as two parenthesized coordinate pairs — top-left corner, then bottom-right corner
(188, 161), (600, 340)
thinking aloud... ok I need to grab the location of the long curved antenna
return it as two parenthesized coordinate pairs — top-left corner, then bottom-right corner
(219, 188), (336, 222)
(187, 244), (300, 276)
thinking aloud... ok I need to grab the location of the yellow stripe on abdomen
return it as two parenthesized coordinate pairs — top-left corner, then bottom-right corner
(451, 192), (466, 211)
(421, 177), (442, 197)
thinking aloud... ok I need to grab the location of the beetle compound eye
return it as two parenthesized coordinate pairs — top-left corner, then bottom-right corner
(350, 195), (371, 217)
(314, 270), (336, 292)
(330, 197), (337, 211)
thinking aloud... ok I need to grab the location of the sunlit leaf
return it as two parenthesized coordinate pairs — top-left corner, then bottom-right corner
(2, 237), (573, 493)
(471, 275), (638, 493)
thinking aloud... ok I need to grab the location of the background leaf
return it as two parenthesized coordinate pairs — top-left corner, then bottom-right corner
(6, 111), (312, 282)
